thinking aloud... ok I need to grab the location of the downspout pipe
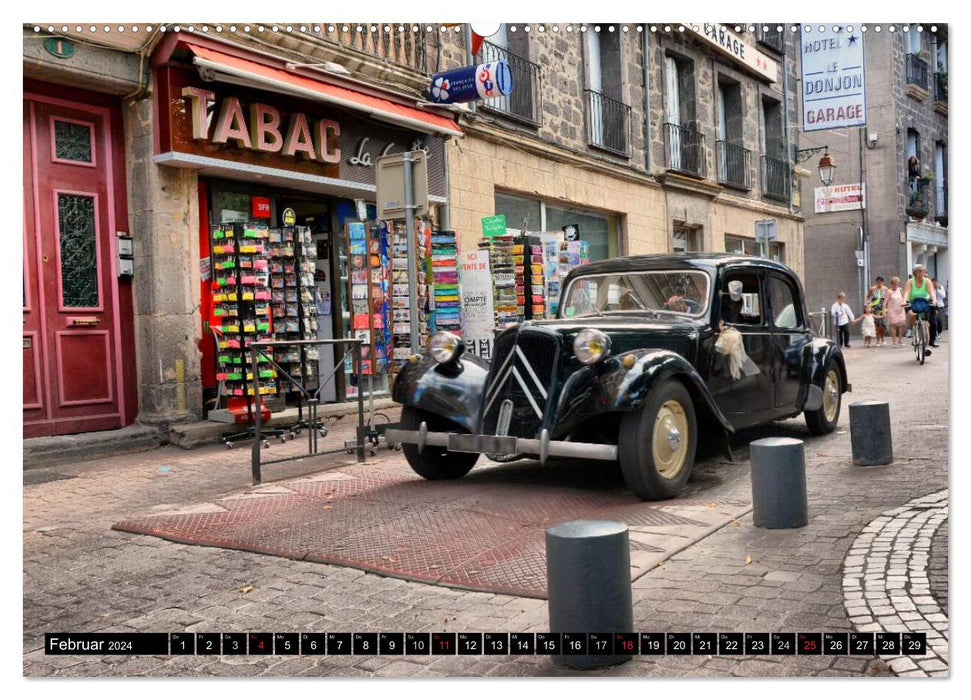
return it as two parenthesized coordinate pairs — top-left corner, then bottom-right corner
(643, 26), (652, 172)
(782, 41), (793, 214)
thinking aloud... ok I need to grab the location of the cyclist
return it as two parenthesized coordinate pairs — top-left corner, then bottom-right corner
(902, 264), (937, 357)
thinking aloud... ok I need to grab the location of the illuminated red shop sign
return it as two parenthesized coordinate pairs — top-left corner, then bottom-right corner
(181, 88), (341, 163)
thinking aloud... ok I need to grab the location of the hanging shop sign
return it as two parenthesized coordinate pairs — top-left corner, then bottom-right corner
(481, 215), (508, 238)
(251, 196), (272, 219)
(155, 66), (447, 197)
(689, 24), (778, 83)
(459, 250), (496, 359)
(428, 60), (514, 104)
(814, 183), (866, 213)
(800, 29), (866, 131)
(281, 208), (296, 227)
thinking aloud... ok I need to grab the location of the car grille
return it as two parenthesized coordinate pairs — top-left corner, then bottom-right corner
(481, 328), (560, 439)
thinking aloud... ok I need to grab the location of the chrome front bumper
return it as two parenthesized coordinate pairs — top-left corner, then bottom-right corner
(385, 423), (618, 465)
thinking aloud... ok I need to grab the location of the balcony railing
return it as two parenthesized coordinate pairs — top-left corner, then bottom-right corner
(755, 25), (785, 54)
(761, 155), (789, 201)
(478, 40), (542, 126)
(664, 123), (707, 178)
(716, 141), (752, 189)
(907, 178), (930, 217)
(906, 53), (929, 91)
(934, 72), (948, 102)
(322, 24), (427, 73)
(585, 89), (631, 156)
(936, 184), (948, 223)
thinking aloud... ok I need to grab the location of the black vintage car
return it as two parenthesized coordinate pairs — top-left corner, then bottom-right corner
(386, 254), (849, 500)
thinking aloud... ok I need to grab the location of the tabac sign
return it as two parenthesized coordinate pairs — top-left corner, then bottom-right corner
(801, 29), (866, 131)
(689, 24), (778, 83)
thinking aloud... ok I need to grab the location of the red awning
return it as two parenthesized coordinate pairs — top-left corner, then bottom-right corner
(185, 42), (463, 138)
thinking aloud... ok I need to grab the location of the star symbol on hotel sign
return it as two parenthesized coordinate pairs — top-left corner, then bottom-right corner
(849, 35), (858, 45)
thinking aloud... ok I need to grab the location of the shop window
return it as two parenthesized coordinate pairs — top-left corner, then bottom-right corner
(725, 234), (759, 256)
(494, 192), (542, 233)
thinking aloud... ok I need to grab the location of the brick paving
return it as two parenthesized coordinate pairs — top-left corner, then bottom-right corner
(23, 340), (948, 677)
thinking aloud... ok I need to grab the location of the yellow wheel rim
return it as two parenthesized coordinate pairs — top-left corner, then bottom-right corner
(823, 369), (840, 423)
(653, 400), (689, 479)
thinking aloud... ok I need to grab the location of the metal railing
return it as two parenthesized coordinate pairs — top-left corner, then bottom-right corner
(934, 72), (948, 102)
(585, 89), (632, 156)
(907, 178), (930, 215)
(755, 25), (785, 53)
(761, 155), (789, 201)
(663, 122), (707, 178)
(322, 24), (427, 73)
(906, 53), (929, 90)
(478, 40), (542, 126)
(716, 140), (752, 189)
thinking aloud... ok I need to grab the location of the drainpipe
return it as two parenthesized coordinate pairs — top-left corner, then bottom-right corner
(441, 142), (451, 230)
(781, 44), (793, 214)
(465, 24), (476, 115)
(643, 27), (652, 171)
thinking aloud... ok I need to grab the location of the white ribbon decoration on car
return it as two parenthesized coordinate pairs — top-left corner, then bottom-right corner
(714, 326), (761, 380)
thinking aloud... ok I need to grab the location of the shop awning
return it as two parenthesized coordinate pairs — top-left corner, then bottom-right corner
(185, 43), (463, 138)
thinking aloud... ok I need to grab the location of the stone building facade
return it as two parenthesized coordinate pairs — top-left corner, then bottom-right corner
(797, 25), (949, 318)
(23, 22), (807, 438)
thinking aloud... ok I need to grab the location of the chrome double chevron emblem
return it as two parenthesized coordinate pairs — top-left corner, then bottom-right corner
(483, 346), (549, 421)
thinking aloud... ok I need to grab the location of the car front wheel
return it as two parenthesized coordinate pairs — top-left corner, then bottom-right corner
(618, 380), (698, 501)
(805, 364), (842, 435)
(399, 406), (479, 480)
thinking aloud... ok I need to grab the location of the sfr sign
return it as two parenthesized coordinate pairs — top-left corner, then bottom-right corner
(181, 88), (341, 163)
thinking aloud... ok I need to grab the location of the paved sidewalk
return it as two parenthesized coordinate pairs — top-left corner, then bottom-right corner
(23, 340), (948, 677)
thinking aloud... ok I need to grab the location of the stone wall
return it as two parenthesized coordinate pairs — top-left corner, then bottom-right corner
(124, 97), (203, 424)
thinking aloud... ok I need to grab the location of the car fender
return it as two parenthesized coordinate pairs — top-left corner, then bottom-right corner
(797, 339), (847, 411)
(583, 348), (734, 435)
(391, 354), (490, 433)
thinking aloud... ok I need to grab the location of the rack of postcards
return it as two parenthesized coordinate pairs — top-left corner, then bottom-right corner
(267, 226), (319, 392)
(526, 236), (546, 319)
(345, 220), (393, 377)
(542, 235), (591, 318)
(390, 219), (430, 364)
(479, 234), (520, 327)
(210, 221), (277, 399)
(429, 230), (461, 333)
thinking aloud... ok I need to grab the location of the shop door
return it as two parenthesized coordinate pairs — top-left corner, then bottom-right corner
(23, 97), (125, 437)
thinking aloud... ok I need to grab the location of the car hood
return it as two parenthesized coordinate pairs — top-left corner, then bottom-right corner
(513, 315), (706, 360)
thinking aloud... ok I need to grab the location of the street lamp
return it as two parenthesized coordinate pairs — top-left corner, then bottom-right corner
(795, 145), (837, 186)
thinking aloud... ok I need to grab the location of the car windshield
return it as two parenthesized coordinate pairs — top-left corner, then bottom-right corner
(560, 270), (711, 318)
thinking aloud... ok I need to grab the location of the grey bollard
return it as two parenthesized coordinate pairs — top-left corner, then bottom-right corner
(545, 520), (633, 669)
(750, 437), (808, 529)
(849, 401), (893, 466)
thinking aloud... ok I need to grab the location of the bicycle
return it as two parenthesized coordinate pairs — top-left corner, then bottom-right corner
(906, 297), (932, 365)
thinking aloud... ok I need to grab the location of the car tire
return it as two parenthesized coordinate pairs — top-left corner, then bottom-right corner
(805, 363), (842, 435)
(400, 406), (479, 480)
(618, 380), (697, 501)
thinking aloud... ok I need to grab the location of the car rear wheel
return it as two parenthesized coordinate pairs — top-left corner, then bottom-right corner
(805, 364), (841, 435)
(618, 380), (697, 501)
(400, 406), (479, 480)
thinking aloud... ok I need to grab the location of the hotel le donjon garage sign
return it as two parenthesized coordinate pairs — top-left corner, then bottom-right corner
(800, 29), (867, 131)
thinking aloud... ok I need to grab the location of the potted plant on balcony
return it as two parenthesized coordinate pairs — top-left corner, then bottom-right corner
(919, 169), (935, 186)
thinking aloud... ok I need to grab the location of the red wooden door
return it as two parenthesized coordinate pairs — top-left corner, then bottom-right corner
(23, 96), (126, 437)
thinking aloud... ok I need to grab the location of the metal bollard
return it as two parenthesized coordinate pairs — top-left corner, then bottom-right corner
(849, 401), (893, 466)
(750, 437), (808, 529)
(545, 520), (633, 669)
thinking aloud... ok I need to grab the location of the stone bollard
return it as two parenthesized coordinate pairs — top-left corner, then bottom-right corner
(750, 437), (808, 529)
(545, 520), (633, 669)
(849, 401), (893, 466)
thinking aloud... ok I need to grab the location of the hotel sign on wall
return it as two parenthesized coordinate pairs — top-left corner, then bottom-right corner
(814, 183), (866, 213)
(689, 24), (779, 83)
(800, 29), (866, 131)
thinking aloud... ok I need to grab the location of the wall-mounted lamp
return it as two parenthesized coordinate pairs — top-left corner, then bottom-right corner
(867, 132), (879, 149)
(795, 145), (836, 186)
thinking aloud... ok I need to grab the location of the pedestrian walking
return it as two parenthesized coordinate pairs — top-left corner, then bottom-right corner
(860, 306), (877, 347)
(931, 278), (946, 341)
(866, 276), (889, 346)
(831, 291), (858, 348)
(886, 276), (907, 346)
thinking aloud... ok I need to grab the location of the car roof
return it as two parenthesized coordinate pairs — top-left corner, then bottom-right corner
(564, 253), (795, 279)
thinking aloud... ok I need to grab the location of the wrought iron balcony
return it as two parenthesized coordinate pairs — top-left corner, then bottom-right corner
(761, 155), (789, 201)
(323, 24), (427, 73)
(906, 178), (930, 217)
(716, 141), (752, 189)
(478, 40), (542, 126)
(936, 184), (948, 225)
(663, 123), (707, 178)
(906, 53), (929, 91)
(585, 89), (632, 156)
(934, 72), (948, 102)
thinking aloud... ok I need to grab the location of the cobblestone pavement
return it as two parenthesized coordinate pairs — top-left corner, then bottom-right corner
(22, 340), (948, 677)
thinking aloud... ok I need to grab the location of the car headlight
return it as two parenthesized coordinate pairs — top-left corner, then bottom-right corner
(573, 328), (611, 365)
(428, 331), (463, 364)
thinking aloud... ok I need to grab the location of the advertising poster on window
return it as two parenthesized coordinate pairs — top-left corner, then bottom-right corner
(459, 250), (495, 359)
(801, 28), (866, 131)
